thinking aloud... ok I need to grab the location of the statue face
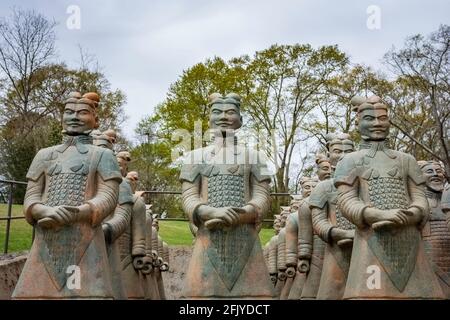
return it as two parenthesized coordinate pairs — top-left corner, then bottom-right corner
(317, 161), (331, 181)
(63, 103), (97, 135)
(301, 180), (318, 198)
(274, 219), (281, 233)
(421, 163), (445, 192)
(358, 109), (390, 141)
(209, 103), (242, 133)
(329, 143), (354, 167)
(117, 157), (128, 177)
(152, 218), (159, 231)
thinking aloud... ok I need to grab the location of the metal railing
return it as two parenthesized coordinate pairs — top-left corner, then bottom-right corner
(0, 179), (28, 254)
(0, 179), (290, 254)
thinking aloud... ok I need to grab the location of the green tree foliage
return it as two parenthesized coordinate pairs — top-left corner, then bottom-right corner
(0, 9), (127, 201)
(384, 24), (450, 178)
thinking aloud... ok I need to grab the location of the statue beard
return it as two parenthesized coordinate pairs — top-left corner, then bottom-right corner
(426, 179), (445, 193)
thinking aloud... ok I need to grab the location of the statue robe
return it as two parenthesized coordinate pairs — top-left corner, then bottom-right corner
(334, 141), (444, 299)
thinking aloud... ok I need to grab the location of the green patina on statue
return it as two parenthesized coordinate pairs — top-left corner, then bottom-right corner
(180, 93), (274, 299)
(13, 92), (122, 299)
(311, 133), (355, 299)
(334, 95), (444, 299)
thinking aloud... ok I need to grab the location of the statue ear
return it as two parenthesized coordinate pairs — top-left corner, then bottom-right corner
(94, 115), (100, 129)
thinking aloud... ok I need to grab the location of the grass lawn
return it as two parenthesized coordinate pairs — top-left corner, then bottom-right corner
(0, 204), (33, 253)
(0, 204), (275, 253)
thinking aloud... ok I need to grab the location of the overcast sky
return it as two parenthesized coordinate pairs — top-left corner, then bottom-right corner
(1, 0), (449, 141)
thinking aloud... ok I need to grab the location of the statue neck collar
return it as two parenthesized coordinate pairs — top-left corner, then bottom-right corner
(359, 140), (396, 159)
(57, 134), (93, 154)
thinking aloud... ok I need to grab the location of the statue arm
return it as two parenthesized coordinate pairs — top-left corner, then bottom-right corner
(247, 178), (271, 232)
(85, 176), (120, 227)
(157, 236), (164, 267)
(23, 175), (45, 225)
(406, 156), (429, 228)
(311, 205), (333, 243)
(131, 199), (146, 257)
(23, 148), (50, 225)
(285, 214), (298, 267)
(162, 242), (169, 271)
(145, 213), (153, 256)
(151, 227), (159, 263)
(334, 156), (369, 228)
(181, 178), (207, 227)
(336, 183), (369, 229)
(277, 230), (287, 271)
(104, 203), (132, 242)
(268, 237), (278, 274)
(298, 203), (313, 260)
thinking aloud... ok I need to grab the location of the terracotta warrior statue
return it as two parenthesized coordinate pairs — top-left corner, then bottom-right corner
(150, 214), (161, 299)
(297, 155), (330, 299)
(13, 92), (122, 299)
(117, 167), (146, 299)
(180, 93), (274, 299)
(418, 160), (450, 298)
(274, 206), (292, 298)
(311, 133), (355, 299)
(142, 204), (160, 300)
(284, 177), (318, 300)
(443, 185), (450, 231)
(93, 129), (134, 300)
(156, 234), (167, 300)
(334, 95), (444, 299)
(267, 215), (281, 287)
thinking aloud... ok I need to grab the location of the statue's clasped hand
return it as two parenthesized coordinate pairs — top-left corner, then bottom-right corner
(297, 259), (310, 273)
(365, 207), (422, 232)
(133, 256), (145, 271)
(36, 204), (92, 229)
(286, 266), (296, 278)
(141, 255), (154, 275)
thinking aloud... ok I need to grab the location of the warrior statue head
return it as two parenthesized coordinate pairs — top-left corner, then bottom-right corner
(63, 92), (100, 136)
(418, 160), (446, 193)
(117, 151), (131, 177)
(273, 215), (281, 234)
(92, 129), (116, 150)
(208, 93), (242, 137)
(316, 153), (331, 181)
(326, 132), (355, 169)
(351, 95), (389, 142)
(299, 176), (319, 198)
(126, 170), (139, 193)
(290, 194), (303, 212)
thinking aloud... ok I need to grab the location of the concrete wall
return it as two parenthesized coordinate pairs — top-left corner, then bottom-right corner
(0, 246), (192, 300)
(0, 255), (27, 300)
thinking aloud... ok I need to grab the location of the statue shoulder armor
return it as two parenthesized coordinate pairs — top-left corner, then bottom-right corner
(118, 179), (134, 205)
(404, 152), (426, 185)
(96, 147), (122, 183)
(179, 148), (205, 183)
(250, 149), (272, 183)
(309, 179), (333, 209)
(26, 146), (57, 181)
(334, 152), (360, 187)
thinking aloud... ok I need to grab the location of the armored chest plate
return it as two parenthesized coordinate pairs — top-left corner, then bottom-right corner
(46, 173), (87, 207)
(367, 177), (409, 210)
(203, 174), (254, 291)
(207, 174), (245, 207)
